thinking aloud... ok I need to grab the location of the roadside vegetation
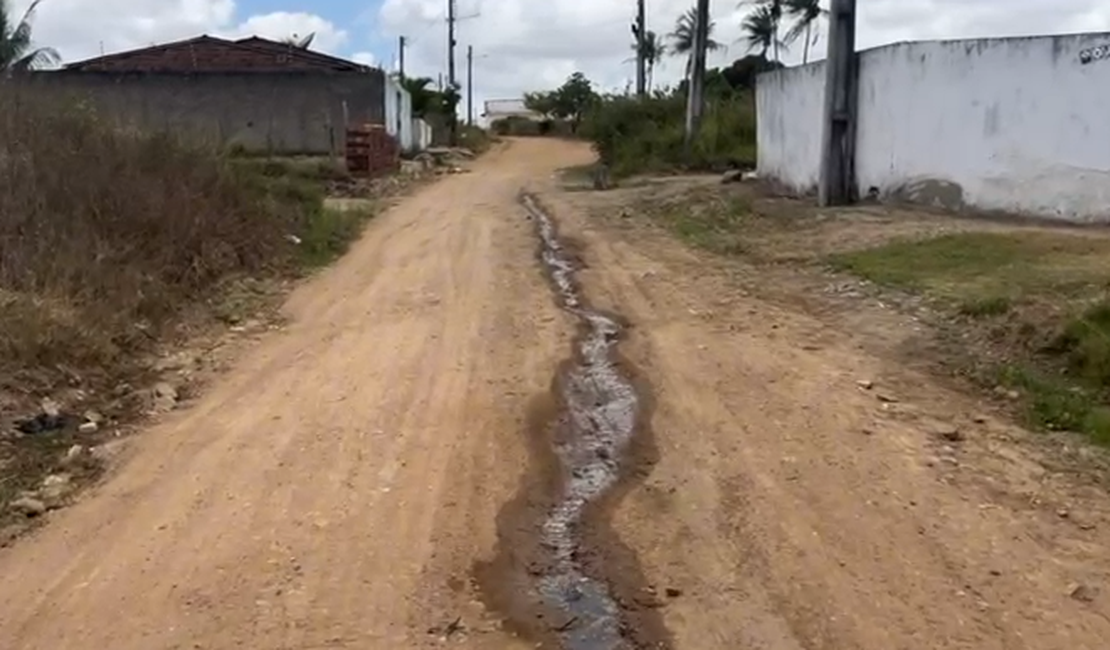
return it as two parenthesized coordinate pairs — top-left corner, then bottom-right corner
(513, 1), (834, 178)
(832, 232), (1110, 445)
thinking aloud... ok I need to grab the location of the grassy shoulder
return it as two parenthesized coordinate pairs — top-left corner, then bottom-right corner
(831, 231), (1110, 445)
(610, 179), (1110, 448)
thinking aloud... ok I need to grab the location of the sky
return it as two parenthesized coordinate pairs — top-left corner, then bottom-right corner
(12, 0), (1110, 114)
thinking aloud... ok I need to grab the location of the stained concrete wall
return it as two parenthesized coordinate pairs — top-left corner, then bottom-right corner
(383, 74), (418, 152)
(757, 32), (1110, 222)
(21, 70), (386, 155)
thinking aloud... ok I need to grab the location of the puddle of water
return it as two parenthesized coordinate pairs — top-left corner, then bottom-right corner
(523, 194), (639, 650)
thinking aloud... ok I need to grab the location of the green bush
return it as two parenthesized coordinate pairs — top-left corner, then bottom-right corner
(580, 91), (756, 178)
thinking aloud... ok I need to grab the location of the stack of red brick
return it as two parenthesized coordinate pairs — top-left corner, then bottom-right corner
(345, 124), (399, 177)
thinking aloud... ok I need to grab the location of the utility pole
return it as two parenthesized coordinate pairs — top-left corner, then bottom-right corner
(634, 0), (646, 97)
(818, 0), (859, 206)
(398, 35), (406, 79)
(447, 0), (457, 88)
(447, 0), (458, 143)
(467, 45), (474, 126)
(683, 0), (710, 156)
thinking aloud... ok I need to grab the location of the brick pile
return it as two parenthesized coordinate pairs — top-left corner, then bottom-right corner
(345, 124), (399, 177)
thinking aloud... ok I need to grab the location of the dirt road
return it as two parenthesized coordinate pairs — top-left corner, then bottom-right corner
(1, 139), (1109, 650)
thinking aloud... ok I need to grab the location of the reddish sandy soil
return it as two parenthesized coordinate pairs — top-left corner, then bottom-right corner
(0, 139), (1108, 650)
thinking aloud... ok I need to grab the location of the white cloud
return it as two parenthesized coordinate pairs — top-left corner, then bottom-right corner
(224, 11), (349, 53)
(12, 1), (349, 62)
(12, 0), (1110, 114)
(377, 0), (1110, 116)
(351, 51), (377, 66)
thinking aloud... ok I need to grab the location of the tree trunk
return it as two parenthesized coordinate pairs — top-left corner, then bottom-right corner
(803, 23), (811, 64)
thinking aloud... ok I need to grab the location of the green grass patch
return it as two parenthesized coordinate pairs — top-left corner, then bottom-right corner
(297, 204), (377, 268)
(653, 194), (752, 255)
(834, 230), (1110, 446)
(958, 295), (1013, 318)
(999, 364), (1110, 446)
(830, 232), (1110, 308)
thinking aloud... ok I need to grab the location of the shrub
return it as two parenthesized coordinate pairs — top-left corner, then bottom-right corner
(0, 88), (315, 381)
(580, 91), (757, 177)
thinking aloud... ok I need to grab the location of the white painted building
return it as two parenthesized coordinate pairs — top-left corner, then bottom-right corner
(757, 33), (1110, 222)
(483, 98), (542, 121)
(383, 73), (432, 152)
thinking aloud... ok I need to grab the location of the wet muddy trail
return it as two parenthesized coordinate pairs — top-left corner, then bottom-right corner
(476, 195), (671, 650)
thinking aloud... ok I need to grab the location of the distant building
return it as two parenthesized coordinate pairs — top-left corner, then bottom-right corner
(23, 35), (424, 155)
(483, 98), (542, 121)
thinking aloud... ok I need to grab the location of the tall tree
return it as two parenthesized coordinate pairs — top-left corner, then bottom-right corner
(784, 0), (828, 64)
(741, 4), (788, 62)
(629, 29), (666, 92)
(669, 6), (722, 82)
(551, 72), (597, 133)
(740, 0), (785, 62)
(0, 0), (58, 72)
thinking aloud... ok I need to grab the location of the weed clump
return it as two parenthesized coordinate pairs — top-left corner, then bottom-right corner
(580, 93), (756, 178)
(0, 90), (321, 387)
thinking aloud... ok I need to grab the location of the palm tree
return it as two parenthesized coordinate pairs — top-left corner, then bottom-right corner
(741, 5), (786, 62)
(740, 0), (785, 62)
(629, 29), (666, 92)
(669, 6), (722, 82)
(784, 0), (828, 64)
(0, 0), (59, 72)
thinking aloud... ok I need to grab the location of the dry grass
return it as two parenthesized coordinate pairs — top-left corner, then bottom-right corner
(0, 92), (316, 389)
(0, 88), (377, 527)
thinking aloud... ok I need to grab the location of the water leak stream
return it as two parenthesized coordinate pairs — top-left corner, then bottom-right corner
(523, 193), (641, 650)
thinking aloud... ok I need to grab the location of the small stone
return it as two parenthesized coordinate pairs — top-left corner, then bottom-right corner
(972, 414), (988, 424)
(721, 169), (743, 184)
(153, 382), (178, 400)
(876, 392), (899, 403)
(856, 379), (874, 390)
(665, 587), (683, 598)
(151, 382), (179, 412)
(41, 397), (61, 418)
(83, 410), (104, 425)
(10, 497), (46, 517)
(1057, 508), (1070, 519)
(78, 421), (99, 434)
(1070, 584), (1098, 603)
(931, 422), (963, 442)
(62, 444), (85, 464)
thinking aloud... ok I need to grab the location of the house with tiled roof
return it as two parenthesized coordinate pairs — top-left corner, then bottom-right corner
(23, 35), (421, 156)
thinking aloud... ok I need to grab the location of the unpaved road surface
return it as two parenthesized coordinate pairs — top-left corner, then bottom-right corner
(2, 139), (1110, 650)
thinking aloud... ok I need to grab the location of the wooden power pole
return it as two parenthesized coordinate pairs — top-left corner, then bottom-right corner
(447, 0), (457, 88)
(467, 45), (474, 126)
(683, 0), (710, 155)
(635, 0), (646, 97)
(818, 0), (859, 206)
(398, 35), (406, 79)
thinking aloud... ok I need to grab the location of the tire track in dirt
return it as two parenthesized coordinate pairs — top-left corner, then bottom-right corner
(476, 194), (673, 649)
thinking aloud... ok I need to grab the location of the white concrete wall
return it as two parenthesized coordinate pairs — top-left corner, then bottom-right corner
(756, 63), (826, 194)
(383, 74), (418, 151)
(412, 118), (433, 151)
(756, 32), (1110, 222)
